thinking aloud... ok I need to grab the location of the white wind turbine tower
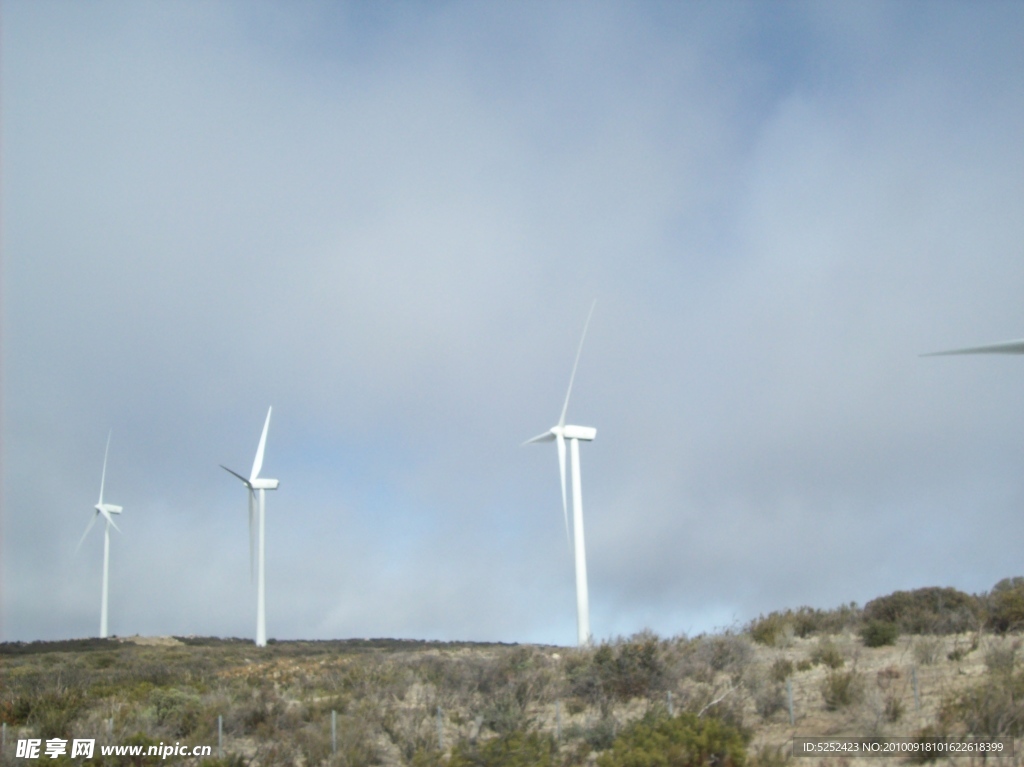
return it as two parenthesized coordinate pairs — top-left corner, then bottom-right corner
(526, 301), (598, 647)
(77, 432), (123, 639)
(221, 407), (279, 648)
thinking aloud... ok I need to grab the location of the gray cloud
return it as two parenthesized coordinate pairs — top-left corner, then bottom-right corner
(3, 1), (1024, 645)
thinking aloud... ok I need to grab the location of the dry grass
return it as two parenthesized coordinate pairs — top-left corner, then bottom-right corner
(1, 630), (1022, 766)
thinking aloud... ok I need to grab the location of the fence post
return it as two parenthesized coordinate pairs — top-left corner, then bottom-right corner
(667, 691), (674, 716)
(912, 667), (921, 712)
(332, 710), (337, 756)
(555, 700), (562, 741)
(3, 721), (6, 760)
(218, 715), (223, 758)
(786, 679), (794, 725)
(437, 706), (444, 750)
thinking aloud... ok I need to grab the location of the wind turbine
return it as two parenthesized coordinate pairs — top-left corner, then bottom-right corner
(77, 432), (123, 639)
(221, 407), (279, 648)
(526, 301), (598, 647)
(922, 338), (1024, 357)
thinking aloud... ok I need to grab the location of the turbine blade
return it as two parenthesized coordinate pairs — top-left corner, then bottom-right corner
(103, 510), (122, 534)
(248, 489), (256, 583)
(557, 431), (570, 549)
(559, 300), (596, 427)
(76, 512), (99, 553)
(523, 431), (556, 445)
(220, 465), (252, 486)
(250, 407), (272, 481)
(921, 339), (1024, 357)
(98, 431), (112, 505)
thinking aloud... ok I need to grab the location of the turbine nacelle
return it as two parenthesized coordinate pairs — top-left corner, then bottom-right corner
(95, 503), (123, 531)
(219, 467), (279, 490)
(525, 424), (597, 445)
(561, 424), (596, 441)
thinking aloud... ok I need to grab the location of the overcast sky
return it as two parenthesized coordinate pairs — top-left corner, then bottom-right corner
(3, 2), (1024, 646)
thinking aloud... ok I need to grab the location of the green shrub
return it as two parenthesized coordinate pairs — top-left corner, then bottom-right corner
(449, 731), (560, 767)
(884, 693), (905, 723)
(565, 697), (586, 715)
(26, 689), (85, 740)
(480, 687), (531, 735)
(748, 614), (789, 647)
(809, 639), (844, 669)
(608, 633), (666, 698)
(566, 633), (667, 709)
(3, 696), (31, 725)
(150, 688), (204, 737)
(769, 659), (794, 683)
(408, 750), (445, 767)
(863, 587), (980, 635)
(578, 717), (618, 751)
(564, 646), (606, 707)
(597, 712), (747, 767)
(689, 634), (754, 678)
(821, 669), (864, 710)
(752, 680), (785, 721)
(748, 606), (861, 644)
(860, 620), (899, 648)
(987, 578), (1024, 633)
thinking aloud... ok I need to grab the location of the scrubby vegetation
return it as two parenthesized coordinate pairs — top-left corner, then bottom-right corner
(859, 620), (899, 648)
(4, 578), (1024, 765)
(596, 711), (747, 767)
(0, 635), (761, 766)
(863, 587), (980, 635)
(986, 578), (1024, 633)
(745, 579), (1024, 645)
(908, 636), (1024, 761)
(746, 605), (860, 647)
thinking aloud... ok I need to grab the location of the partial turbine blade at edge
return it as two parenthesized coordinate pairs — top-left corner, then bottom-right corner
(557, 431), (570, 550)
(921, 339), (1024, 357)
(250, 407), (272, 481)
(559, 300), (596, 427)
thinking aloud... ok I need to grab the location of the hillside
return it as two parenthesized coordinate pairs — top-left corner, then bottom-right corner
(4, 582), (1024, 766)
